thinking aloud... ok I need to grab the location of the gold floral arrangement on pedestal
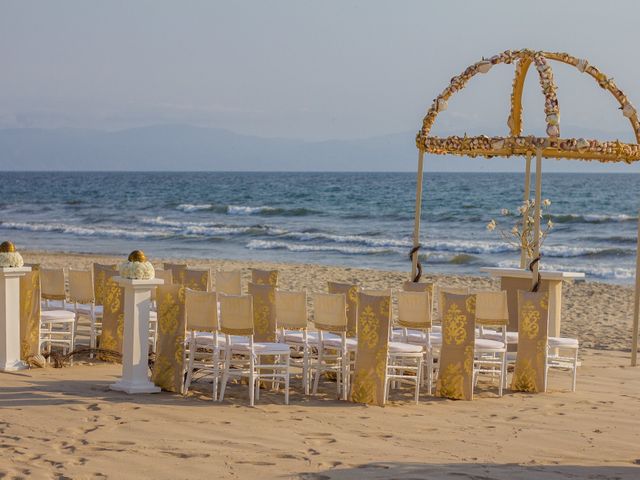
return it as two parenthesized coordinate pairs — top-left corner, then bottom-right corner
(0, 241), (24, 268)
(416, 49), (640, 163)
(119, 250), (155, 280)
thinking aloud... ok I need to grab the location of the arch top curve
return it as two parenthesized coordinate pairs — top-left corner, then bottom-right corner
(417, 49), (640, 163)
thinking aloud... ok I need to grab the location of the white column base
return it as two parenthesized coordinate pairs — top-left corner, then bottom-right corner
(0, 359), (27, 372)
(110, 379), (161, 394)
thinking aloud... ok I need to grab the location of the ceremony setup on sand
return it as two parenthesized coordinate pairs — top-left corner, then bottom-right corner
(2, 45), (640, 479)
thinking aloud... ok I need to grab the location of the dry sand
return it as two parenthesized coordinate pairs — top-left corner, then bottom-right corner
(1, 251), (639, 479)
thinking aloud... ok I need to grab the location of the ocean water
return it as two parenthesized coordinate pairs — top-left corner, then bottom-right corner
(0, 171), (638, 283)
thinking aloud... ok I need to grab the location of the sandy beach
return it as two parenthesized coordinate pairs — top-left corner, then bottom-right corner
(1, 251), (639, 479)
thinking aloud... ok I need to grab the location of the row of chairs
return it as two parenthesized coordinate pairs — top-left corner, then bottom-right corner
(181, 282), (580, 406)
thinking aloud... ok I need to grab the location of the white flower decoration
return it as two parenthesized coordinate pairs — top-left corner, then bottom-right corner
(119, 261), (155, 280)
(0, 252), (24, 268)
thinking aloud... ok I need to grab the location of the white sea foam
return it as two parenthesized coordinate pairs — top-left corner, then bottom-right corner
(281, 231), (413, 248)
(227, 205), (276, 215)
(0, 221), (168, 239)
(246, 239), (393, 255)
(176, 203), (213, 212)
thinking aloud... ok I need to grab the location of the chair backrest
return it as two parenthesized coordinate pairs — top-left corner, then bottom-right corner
(40, 268), (66, 301)
(327, 281), (359, 338)
(185, 289), (218, 332)
(219, 294), (254, 336)
(361, 289), (392, 297)
(251, 268), (278, 286)
(313, 293), (347, 332)
(437, 286), (469, 319)
(275, 290), (307, 330)
(163, 263), (187, 284)
(215, 270), (242, 296)
(512, 290), (550, 393)
(397, 290), (432, 330)
(474, 291), (509, 327)
(248, 282), (277, 342)
(183, 268), (210, 291)
(436, 292), (476, 401)
(68, 269), (95, 304)
(152, 269), (173, 301)
(93, 263), (118, 306)
(350, 292), (391, 406)
(402, 281), (434, 294)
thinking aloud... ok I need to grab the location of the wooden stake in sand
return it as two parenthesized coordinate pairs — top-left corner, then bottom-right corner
(632, 212), (640, 366)
(520, 151), (532, 269)
(411, 149), (425, 282)
(531, 148), (542, 291)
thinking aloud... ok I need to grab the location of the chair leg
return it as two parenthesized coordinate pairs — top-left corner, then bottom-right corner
(219, 347), (231, 402)
(341, 347), (349, 401)
(572, 348), (578, 392)
(312, 346), (323, 395)
(302, 346), (309, 395)
(415, 360), (422, 404)
(212, 349), (220, 401)
(184, 340), (195, 394)
(427, 352), (433, 396)
(284, 353), (290, 405)
(249, 353), (255, 407)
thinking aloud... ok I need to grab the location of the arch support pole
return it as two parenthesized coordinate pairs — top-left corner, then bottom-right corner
(531, 148), (543, 291)
(520, 151), (532, 269)
(631, 211), (640, 366)
(411, 149), (425, 281)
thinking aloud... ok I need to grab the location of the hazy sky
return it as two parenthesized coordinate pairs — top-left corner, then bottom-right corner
(2, 0), (639, 144)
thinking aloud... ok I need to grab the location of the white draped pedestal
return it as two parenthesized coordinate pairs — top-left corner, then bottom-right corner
(0, 266), (31, 372)
(110, 276), (163, 394)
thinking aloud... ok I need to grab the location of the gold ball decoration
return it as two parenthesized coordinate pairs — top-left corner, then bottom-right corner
(0, 241), (16, 253)
(128, 250), (147, 263)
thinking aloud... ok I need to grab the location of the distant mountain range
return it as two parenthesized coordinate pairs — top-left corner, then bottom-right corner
(0, 124), (636, 172)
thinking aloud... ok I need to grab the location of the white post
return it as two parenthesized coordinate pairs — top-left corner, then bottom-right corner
(520, 152), (532, 269)
(631, 211), (640, 366)
(110, 277), (163, 394)
(0, 266), (31, 372)
(411, 149), (425, 280)
(531, 149), (543, 290)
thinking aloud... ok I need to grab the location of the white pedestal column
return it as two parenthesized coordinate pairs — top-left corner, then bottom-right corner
(0, 266), (31, 372)
(110, 277), (163, 394)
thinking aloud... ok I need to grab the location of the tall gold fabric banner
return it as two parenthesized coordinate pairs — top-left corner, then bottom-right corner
(512, 290), (549, 393)
(248, 283), (276, 342)
(350, 293), (390, 406)
(436, 293), (476, 401)
(152, 284), (187, 393)
(20, 267), (41, 360)
(99, 274), (124, 356)
(182, 269), (210, 291)
(93, 263), (117, 307)
(251, 269), (278, 287)
(163, 263), (187, 285)
(328, 282), (359, 338)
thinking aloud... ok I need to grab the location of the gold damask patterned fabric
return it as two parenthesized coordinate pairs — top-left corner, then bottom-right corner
(163, 263), (187, 285)
(152, 284), (187, 393)
(436, 293), (476, 401)
(512, 290), (549, 393)
(182, 268), (210, 291)
(248, 283), (276, 342)
(328, 282), (359, 338)
(251, 269), (278, 287)
(99, 275), (124, 358)
(20, 266), (41, 360)
(93, 263), (118, 306)
(350, 292), (391, 407)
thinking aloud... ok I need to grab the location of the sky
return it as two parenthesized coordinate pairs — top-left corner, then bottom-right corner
(1, 1), (640, 170)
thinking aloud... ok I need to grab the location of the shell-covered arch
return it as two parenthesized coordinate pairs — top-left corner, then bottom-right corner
(416, 49), (640, 163)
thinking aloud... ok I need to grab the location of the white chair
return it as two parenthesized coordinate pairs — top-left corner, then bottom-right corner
(183, 289), (223, 400)
(311, 293), (352, 400)
(473, 291), (509, 396)
(547, 336), (579, 392)
(215, 270), (242, 296)
(68, 269), (101, 351)
(218, 294), (290, 406)
(40, 268), (67, 310)
(40, 310), (76, 359)
(276, 290), (312, 395)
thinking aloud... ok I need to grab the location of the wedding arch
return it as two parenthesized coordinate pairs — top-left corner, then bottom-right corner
(408, 49), (640, 364)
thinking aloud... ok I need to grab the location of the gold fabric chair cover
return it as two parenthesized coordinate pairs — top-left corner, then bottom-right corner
(402, 281), (434, 295)
(152, 284), (187, 393)
(215, 270), (242, 296)
(93, 263), (124, 353)
(436, 292), (476, 400)
(182, 268), (210, 291)
(20, 266), (41, 360)
(248, 283), (276, 342)
(512, 290), (549, 393)
(327, 282), (359, 338)
(251, 268), (278, 287)
(163, 263), (187, 285)
(93, 263), (118, 306)
(350, 292), (391, 406)
(40, 268), (66, 301)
